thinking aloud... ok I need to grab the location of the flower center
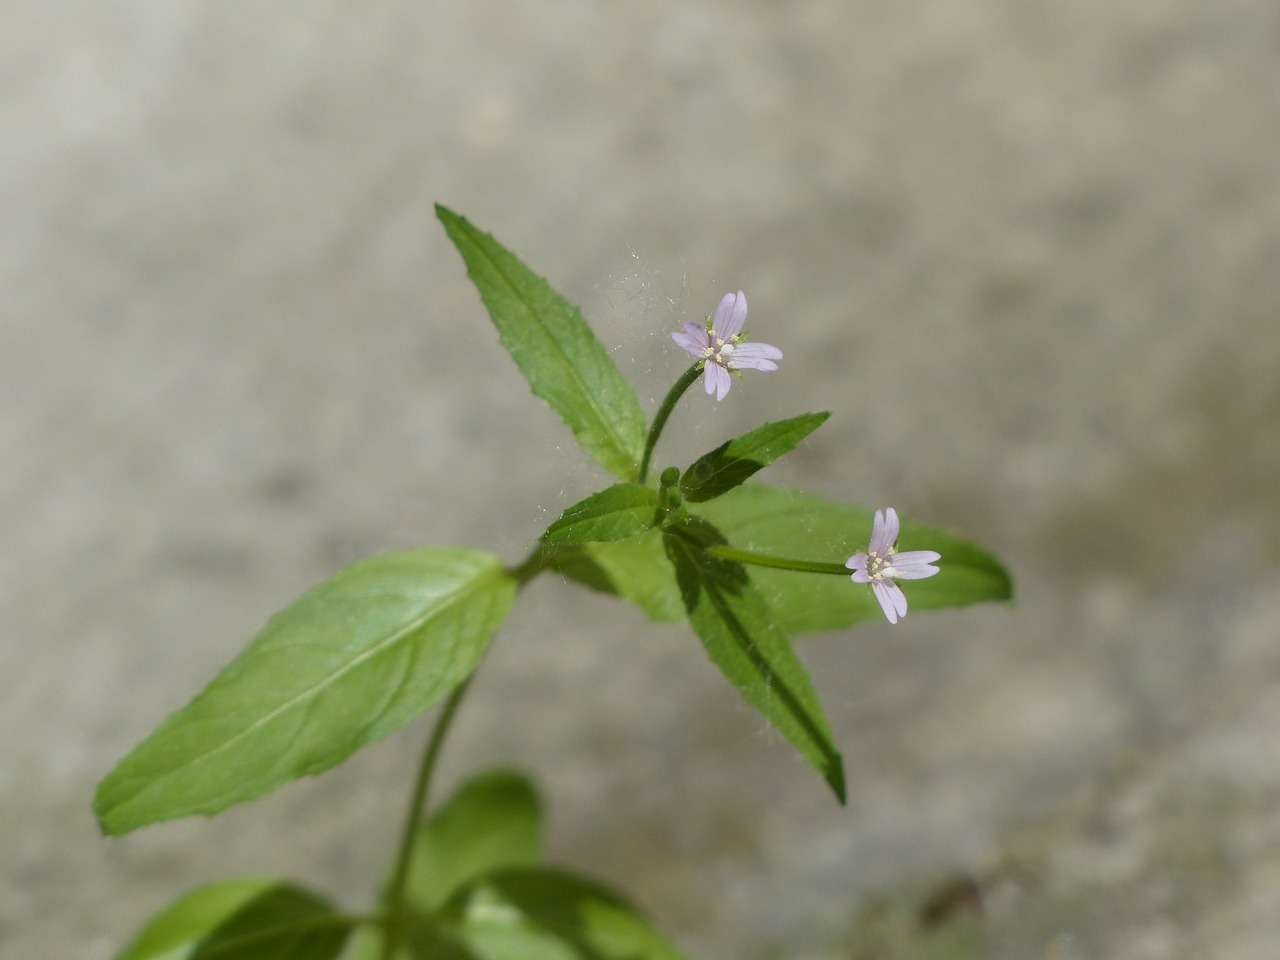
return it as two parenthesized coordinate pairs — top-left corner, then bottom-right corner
(865, 549), (899, 581)
(706, 330), (739, 368)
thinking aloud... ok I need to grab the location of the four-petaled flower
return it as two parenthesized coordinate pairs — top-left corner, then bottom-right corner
(672, 290), (783, 401)
(846, 507), (941, 624)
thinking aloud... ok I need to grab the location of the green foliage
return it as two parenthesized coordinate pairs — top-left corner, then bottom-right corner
(561, 483), (1013, 633)
(680, 412), (830, 502)
(697, 485), (1013, 632)
(432, 867), (688, 960)
(550, 530), (686, 622)
(354, 769), (545, 960)
(540, 483), (658, 544)
(437, 205), (646, 480)
(114, 877), (351, 960)
(357, 770), (685, 960)
(403, 769), (543, 912)
(94, 549), (516, 835)
(663, 517), (846, 802)
(98, 205), (1018, 960)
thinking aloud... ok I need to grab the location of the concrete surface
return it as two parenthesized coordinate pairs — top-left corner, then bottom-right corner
(3, 2), (1278, 958)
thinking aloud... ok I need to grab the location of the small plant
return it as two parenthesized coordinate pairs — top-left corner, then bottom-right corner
(94, 206), (1012, 960)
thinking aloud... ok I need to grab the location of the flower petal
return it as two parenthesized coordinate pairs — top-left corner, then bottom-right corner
(890, 550), (941, 579)
(704, 361), (731, 400)
(727, 355), (778, 372)
(870, 507), (900, 556)
(869, 509), (888, 556)
(846, 552), (870, 582)
(729, 342), (782, 371)
(720, 290), (749, 339)
(710, 293), (737, 337)
(872, 580), (907, 624)
(731, 341), (782, 360)
(714, 363), (733, 400)
(672, 329), (708, 356)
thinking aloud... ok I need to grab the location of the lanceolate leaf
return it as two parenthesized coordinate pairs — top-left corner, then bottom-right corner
(95, 549), (516, 835)
(443, 867), (688, 960)
(697, 484), (1014, 632)
(437, 206), (646, 480)
(540, 484), (658, 545)
(115, 877), (351, 960)
(680, 412), (830, 502)
(662, 519), (846, 802)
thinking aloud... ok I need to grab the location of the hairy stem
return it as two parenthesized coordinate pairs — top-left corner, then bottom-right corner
(637, 363), (703, 484)
(380, 678), (473, 959)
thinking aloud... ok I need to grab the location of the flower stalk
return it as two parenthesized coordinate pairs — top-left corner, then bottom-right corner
(707, 543), (851, 577)
(637, 363), (702, 485)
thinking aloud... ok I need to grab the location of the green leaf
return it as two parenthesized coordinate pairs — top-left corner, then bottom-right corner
(662, 519), (845, 802)
(680, 412), (830, 502)
(437, 205), (646, 480)
(354, 769), (543, 960)
(115, 877), (351, 960)
(444, 867), (688, 960)
(552, 484), (1012, 633)
(95, 549), (516, 835)
(550, 531), (684, 623)
(540, 484), (658, 545)
(406, 768), (543, 911)
(696, 485), (1014, 632)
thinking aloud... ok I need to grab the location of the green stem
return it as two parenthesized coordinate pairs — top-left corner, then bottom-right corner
(507, 543), (580, 587)
(637, 363), (703, 484)
(708, 543), (851, 577)
(380, 678), (473, 960)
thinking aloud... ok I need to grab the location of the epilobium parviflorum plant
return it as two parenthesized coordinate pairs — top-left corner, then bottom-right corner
(94, 205), (1012, 960)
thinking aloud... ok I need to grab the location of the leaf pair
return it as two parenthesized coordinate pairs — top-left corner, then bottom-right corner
(117, 769), (686, 960)
(539, 411), (832, 545)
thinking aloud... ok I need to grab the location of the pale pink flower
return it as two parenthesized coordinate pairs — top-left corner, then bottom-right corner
(846, 507), (941, 624)
(671, 290), (782, 401)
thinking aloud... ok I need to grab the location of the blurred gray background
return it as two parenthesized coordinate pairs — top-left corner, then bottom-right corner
(4, 3), (1279, 958)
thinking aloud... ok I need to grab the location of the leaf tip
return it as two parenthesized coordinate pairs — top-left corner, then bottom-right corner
(827, 755), (848, 805)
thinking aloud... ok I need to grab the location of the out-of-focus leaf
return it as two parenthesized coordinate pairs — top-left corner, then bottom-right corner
(446, 867), (689, 960)
(95, 549), (516, 835)
(663, 518), (845, 802)
(355, 769), (542, 960)
(405, 768), (543, 911)
(437, 206), (646, 480)
(550, 532), (684, 623)
(114, 877), (351, 960)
